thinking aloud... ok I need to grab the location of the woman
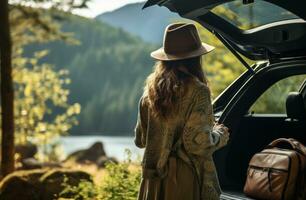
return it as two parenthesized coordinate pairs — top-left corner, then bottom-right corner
(134, 23), (230, 200)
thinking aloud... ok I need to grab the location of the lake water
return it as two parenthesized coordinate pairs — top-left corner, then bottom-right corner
(60, 136), (144, 161)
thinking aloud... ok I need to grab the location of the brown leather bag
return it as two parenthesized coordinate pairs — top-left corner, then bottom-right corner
(244, 138), (306, 200)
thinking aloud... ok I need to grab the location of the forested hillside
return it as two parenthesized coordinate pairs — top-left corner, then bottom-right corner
(26, 15), (156, 135)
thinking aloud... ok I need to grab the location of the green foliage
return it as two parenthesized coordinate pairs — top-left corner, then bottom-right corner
(11, 49), (81, 161)
(61, 177), (99, 200)
(11, 0), (90, 10)
(250, 75), (306, 114)
(9, 6), (80, 50)
(101, 150), (141, 200)
(60, 150), (142, 200)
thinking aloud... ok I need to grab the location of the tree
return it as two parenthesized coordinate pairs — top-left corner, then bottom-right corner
(13, 50), (81, 162)
(0, 0), (15, 177)
(0, 0), (90, 177)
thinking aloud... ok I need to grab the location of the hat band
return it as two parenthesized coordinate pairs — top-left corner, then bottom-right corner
(164, 45), (201, 55)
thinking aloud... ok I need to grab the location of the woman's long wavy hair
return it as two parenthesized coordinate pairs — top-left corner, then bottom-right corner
(144, 56), (208, 118)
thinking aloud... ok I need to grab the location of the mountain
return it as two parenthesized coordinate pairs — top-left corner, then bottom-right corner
(96, 2), (180, 44)
(26, 14), (157, 135)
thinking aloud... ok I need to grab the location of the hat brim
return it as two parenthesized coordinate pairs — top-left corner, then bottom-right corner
(150, 43), (215, 61)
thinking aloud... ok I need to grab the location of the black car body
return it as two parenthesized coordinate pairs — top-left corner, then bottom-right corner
(144, 0), (306, 199)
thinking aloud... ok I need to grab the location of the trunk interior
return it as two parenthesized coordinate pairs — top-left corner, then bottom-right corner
(215, 102), (306, 199)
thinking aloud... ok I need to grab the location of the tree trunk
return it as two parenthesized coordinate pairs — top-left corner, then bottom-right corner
(0, 0), (15, 177)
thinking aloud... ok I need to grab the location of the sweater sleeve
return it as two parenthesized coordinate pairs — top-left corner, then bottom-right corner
(134, 96), (147, 149)
(182, 85), (228, 157)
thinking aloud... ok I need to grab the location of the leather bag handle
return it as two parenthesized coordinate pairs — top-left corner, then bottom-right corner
(267, 138), (297, 149)
(267, 138), (306, 156)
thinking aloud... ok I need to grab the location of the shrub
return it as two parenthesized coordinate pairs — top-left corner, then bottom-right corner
(60, 149), (142, 200)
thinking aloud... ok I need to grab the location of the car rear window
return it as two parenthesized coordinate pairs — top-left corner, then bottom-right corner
(212, 0), (299, 30)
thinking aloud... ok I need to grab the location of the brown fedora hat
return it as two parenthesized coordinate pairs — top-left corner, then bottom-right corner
(151, 23), (215, 61)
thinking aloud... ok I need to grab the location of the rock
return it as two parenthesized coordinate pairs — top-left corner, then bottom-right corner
(65, 141), (107, 164)
(0, 176), (40, 200)
(15, 144), (38, 160)
(0, 169), (45, 200)
(20, 158), (62, 170)
(0, 169), (92, 200)
(40, 169), (92, 200)
(96, 156), (118, 168)
(21, 158), (43, 169)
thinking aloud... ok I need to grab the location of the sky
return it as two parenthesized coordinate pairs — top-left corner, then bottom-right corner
(73, 0), (145, 18)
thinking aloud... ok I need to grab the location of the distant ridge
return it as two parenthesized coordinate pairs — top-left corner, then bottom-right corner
(96, 2), (180, 44)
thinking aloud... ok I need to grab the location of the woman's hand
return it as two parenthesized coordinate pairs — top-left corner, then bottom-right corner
(213, 123), (230, 147)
